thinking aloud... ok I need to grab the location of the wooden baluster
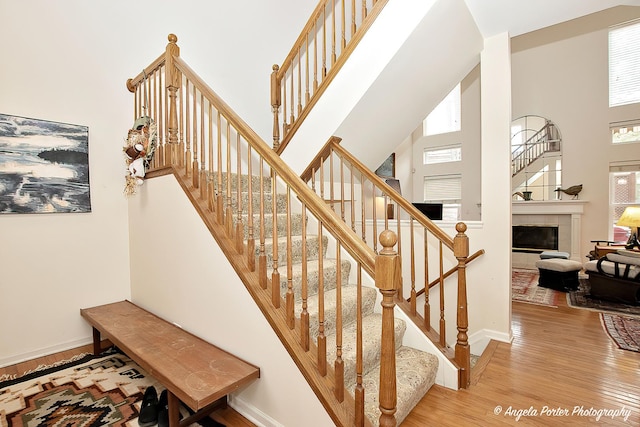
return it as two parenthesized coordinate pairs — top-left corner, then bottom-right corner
(182, 77), (189, 177)
(351, 0), (356, 37)
(199, 92), (206, 199)
(271, 64), (281, 150)
(271, 171), (280, 308)
(454, 222), (470, 388)
(331, 0), (337, 65)
(216, 113), (224, 223)
(305, 37), (310, 104)
(282, 68), (288, 136)
(376, 230), (398, 427)
(362, 0), (368, 19)
(286, 186), (294, 328)
(226, 123), (234, 237)
(185, 80), (192, 176)
(341, 0), (346, 49)
(207, 103), (214, 211)
(313, 17), (319, 92)
(354, 263), (364, 426)
(317, 221), (326, 376)
(339, 155), (346, 222)
(192, 84), (199, 189)
(247, 146), (256, 271)
(361, 171), (366, 244)
(424, 228), (431, 330)
(165, 34), (180, 166)
(322, 6), (327, 77)
(259, 159), (267, 289)
(439, 241), (445, 347)
(236, 132), (244, 254)
(297, 51), (302, 115)
(300, 203), (309, 350)
(289, 67), (295, 128)
(350, 162), (356, 232)
(410, 218), (416, 315)
(329, 152), (335, 212)
(372, 181), (378, 253)
(334, 241), (344, 402)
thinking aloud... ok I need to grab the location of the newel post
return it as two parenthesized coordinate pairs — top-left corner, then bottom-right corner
(165, 34), (181, 166)
(453, 222), (470, 388)
(270, 64), (281, 150)
(376, 230), (400, 427)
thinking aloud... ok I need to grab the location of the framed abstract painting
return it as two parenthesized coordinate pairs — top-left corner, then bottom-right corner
(0, 113), (91, 213)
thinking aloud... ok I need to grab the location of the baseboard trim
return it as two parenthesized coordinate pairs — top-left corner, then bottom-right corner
(0, 337), (93, 369)
(469, 328), (512, 356)
(228, 394), (284, 427)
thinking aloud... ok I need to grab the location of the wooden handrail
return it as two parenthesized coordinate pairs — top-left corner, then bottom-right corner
(305, 136), (455, 249)
(174, 57), (376, 276)
(271, 0), (389, 153)
(301, 136), (485, 390)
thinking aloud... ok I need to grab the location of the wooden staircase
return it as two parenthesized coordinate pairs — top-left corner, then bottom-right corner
(224, 173), (439, 424)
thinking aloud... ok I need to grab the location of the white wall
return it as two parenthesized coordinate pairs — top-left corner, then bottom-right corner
(128, 175), (333, 427)
(0, 0), (317, 366)
(511, 6), (640, 259)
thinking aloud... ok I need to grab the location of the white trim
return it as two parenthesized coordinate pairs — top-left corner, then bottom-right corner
(228, 395), (283, 427)
(0, 337), (93, 369)
(468, 328), (513, 356)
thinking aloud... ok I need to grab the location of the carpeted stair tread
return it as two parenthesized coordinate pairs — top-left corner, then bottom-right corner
(220, 191), (288, 214)
(324, 313), (406, 386)
(258, 234), (328, 265)
(297, 284), (378, 341)
(359, 346), (439, 426)
(241, 212), (304, 239)
(279, 259), (352, 299)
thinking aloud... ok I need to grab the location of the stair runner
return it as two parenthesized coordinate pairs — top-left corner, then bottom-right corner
(222, 173), (438, 424)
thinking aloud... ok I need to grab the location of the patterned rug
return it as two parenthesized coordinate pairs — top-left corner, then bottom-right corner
(512, 268), (559, 307)
(600, 313), (640, 352)
(567, 279), (640, 318)
(0, 350), (162, 427)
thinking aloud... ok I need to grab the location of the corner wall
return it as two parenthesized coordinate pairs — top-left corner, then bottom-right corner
(128, 175), (333, 427)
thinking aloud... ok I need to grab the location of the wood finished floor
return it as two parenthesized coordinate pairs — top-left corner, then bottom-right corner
(2, 296), (639, 426)
(402, 295), (640, 426)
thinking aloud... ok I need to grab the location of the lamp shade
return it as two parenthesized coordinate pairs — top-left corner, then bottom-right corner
(616, 206), (640, 228)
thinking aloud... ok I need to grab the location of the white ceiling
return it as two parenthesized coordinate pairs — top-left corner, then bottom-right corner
(464, 0), (640, 38)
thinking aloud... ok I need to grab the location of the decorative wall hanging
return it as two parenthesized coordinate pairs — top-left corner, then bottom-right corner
(0, 113), (91, 214)
(122, 116), (157, 196)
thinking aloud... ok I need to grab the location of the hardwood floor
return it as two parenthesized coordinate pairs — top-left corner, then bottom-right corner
(402, 295), (640, 426)
(2, 296), (638, 426)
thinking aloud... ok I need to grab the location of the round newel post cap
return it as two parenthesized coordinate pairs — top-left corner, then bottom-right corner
(456, 222), (467, 234)
(168, 34), (178, 43)
(379, 229), (397, 254)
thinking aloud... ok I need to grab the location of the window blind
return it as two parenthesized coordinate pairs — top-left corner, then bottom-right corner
(609, 20), (640, 107)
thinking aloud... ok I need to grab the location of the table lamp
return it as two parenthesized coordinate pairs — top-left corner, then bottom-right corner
(616, 206), (640, 250)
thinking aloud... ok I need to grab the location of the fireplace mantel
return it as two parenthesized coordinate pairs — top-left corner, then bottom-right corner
(512, 200), (588, 263)
(512, 200), (587, 215)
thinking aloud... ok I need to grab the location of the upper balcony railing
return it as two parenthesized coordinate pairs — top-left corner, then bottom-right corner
(270, 0), (389, 153)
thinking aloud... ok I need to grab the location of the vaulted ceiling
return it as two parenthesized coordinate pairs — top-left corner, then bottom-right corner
(464, 0), (640, 37)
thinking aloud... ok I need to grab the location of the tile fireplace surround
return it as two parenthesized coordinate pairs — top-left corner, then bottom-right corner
(512, 200), (587, 269)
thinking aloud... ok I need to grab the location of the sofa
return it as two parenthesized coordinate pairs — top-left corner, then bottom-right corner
(583, 249), (640, 305)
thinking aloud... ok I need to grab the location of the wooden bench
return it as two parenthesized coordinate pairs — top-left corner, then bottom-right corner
(80, 300), (260, 427)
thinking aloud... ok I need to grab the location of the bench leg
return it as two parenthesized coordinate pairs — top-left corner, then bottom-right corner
(92, 327), (101, 356)
(167, 391), (181, 427)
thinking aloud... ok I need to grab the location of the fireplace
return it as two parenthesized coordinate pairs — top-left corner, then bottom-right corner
(512, 225), (559, 253)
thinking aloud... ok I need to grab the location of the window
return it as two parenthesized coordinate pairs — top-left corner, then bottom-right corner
(609, 166), (640, 239)
(424, 174), (461, 221)
(611, 120), (640, 144)
(423, 84), (461, 136)
(423, 145), (462, 165)
(609, 20), (640, 107)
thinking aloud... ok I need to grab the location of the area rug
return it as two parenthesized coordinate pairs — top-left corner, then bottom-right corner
(567, 279), (640, 318)
(0, 350), (226, 427)
(0, 350), (162, 427)
(512, 268), (559, 307)
(600, 313), (640, 352)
